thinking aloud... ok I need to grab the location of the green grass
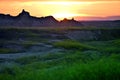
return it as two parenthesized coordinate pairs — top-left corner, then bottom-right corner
(83, 39), (120, 53)
(1, 26), (120, 31)
(20, 41), (39, 49)
(15, 50), (101, 65)
(112, 39), (120, 46)
(15, 53), (66, 65)
(53, 40), (95, 50)
(0, 48), (19, 53)
(0, 28), (120, 80)
(1, 39), (119, 80)
(0, 54), (120, 80)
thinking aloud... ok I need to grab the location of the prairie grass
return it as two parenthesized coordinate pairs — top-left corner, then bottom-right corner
(0, 54), (120, 80)
(0, 48), (19, 53)
(0, 28), (120, 80)
(53, 40), (95, 50)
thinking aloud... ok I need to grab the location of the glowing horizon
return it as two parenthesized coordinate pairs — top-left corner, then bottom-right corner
(0, 1), (120, 20)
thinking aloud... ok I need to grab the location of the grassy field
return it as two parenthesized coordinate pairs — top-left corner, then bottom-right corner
(0, 26), (120, 31)
(0, 38), (120, 80)
(0, 28), (120, 80)
(0, 28), (120, 53)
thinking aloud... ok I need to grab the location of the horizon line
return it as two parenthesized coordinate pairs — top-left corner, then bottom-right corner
(0, 9), (120, 21)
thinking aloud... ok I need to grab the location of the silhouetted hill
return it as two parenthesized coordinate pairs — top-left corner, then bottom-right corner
(114, 20), (120, 22)
(60, 18), (83, 27)
(0, 9), (83, 27)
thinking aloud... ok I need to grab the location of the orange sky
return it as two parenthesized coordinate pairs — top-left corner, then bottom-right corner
(0, 0), (120, 20)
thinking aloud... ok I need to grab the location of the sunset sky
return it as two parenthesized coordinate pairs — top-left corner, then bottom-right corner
(0, 0), (120, 20)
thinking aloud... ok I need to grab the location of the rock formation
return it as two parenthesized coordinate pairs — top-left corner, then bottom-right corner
(60, 18), (83, 27)
(0, 9), (83, 27)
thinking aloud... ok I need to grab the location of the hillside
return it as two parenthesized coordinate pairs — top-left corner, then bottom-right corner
(0, 28), (120, 80)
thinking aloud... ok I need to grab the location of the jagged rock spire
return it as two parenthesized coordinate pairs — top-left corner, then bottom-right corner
(72, 17), (74, 20)
(0, 9), (83, 27)
(17, 9), (30, 17)
(22, 9), (25, 12)
(21, 9), (27, 14)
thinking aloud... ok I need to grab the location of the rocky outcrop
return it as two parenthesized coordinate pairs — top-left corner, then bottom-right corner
(60, 18), (83, 27)
(0, 9), (83, 27)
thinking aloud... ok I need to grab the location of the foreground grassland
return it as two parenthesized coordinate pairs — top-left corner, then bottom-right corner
(0, 28), (120, 80)
(0, 39), (120, 80)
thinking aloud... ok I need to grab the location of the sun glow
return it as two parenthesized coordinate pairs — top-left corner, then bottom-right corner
(19, 1), (94, 20)
(53, 12), (92, 20)
(53, 12), (75, 19)
(0, 1), (120, 20)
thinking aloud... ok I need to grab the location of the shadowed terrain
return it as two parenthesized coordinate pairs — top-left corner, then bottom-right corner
(0, 28), (120, 80)
(0, 26), (120, 80)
